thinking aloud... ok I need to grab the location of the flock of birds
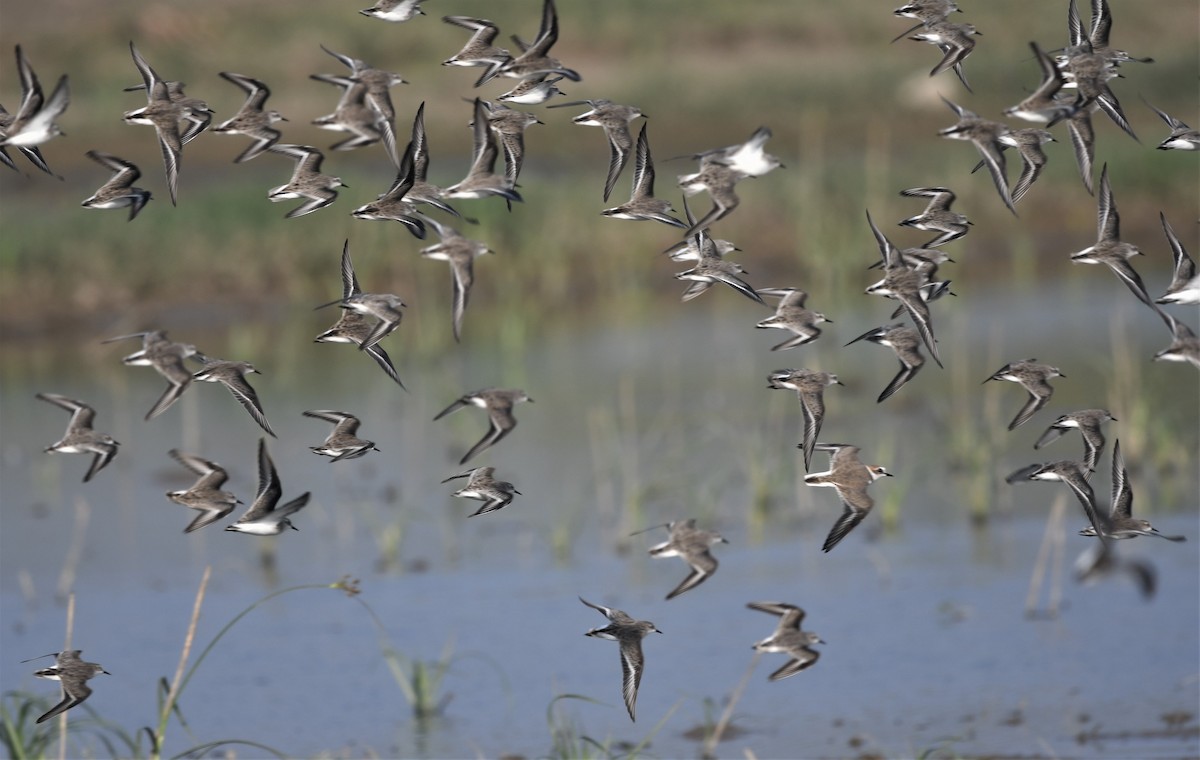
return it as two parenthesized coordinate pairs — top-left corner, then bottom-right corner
(5, 0), (1196, 734)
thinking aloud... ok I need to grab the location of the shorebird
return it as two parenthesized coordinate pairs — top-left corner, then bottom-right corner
(865, 210), (944, 368)
(601, 123), (686, 228)
(1153, 311), (1200, 368)
(475, 98), (541, 186)
(677, 156), (747, 237)
(1034, 409), (1115, 473)
(123, 77), (213, 144)
(579, 597), (661, 722)
(192, 353), (276, 437)
(351, 140), (426, 238)
(997, 128), (1055, 204)
(676, 126), (783, 178)
(1063, 0), (1154, 70)
(984, 359), (1064, 430)
(755, 288), (831, 351)
(1144, 100), (1199, 151)
(441, 16), (510, 75)
(804, 443), (893, 552)
(317, 45), (407, 162)
(1070, 164), (1157, 309)
(266, 144), (346, 218)
(81, 151), (152, 221)
(938, 96), (1015, 214)
(768, 369), (842, 472)
(662, 197), (740, 262)
(634, 519), (727, 600)
(101, 330), (196, 420)
(747, 602), (823, 681)
(35, 393), (119, 483)
(316, 282), (406, 353)
(434, 387), (532, 465)
(166, 449), (241, 533)
(845, 323), (926, 403)
(1060, 43), (1136, 142)
(0, 46), (68, 170)
(1005, 458), (1107, 538)
(1073, 540), (1155, 599)
(1156, 212), (1199, 305)
(404, 102), (462, 217)
(225, 438), (310, 535)
(897, 187), (971, 248)
(314, 241), (405, 388)
(123, 42), (193, 205)
(25, 651), (109, 724)
(674, 244), (762, 305)
(478, 0), (581, 85)
(420, 215), (493, 342)
(309, 79), (386, 155)
(303, 410), (379, 462)
(893, 0), (961, 26)
(498, 74), (566, 105)
(441, 466), (520, 516)
(360, 0), (425, 23)
(1004, 41), (1081, 126)
(442, 98), (522, 205)
(1079, 441), (1186, 542)
(1064, 100), (1098, 194)
(549, 98), (644, 202)
(212, 71), (286, 163)
(907, 20), (980, 92)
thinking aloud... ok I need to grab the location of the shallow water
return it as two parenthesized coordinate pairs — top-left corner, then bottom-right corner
(1, 294), (1197, 758)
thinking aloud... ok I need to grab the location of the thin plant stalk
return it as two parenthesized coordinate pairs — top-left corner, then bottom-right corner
(152, 566), (210, 758)
(702, 652), (760, 759)
(57, 591), (74, 760)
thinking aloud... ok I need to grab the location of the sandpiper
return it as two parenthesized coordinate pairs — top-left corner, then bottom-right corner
(674, 244), (762, 305)
(475, 98), (541, 186)
(768, 369), (842, 472)
(677, 157), (747, 238)
(441, 466), (520, 516)
(1079, 441), (1186, 541)
(101, 330), (196, 420)
(1156, 212), (1199, 305)
(755, 288), (831, 351)
(897, 187), (971, 248)
(579, 597), (661, 722)
(677, 126), (783, 178)
(36, 393), (119, 483)
(478, 0), (581, 85)
(0, 46), (68, 161)
(0, 102), (57, 177)
(26, 651), (109, 724)
(316, 284), (406, 353)
(420, 215), (493, 342)
(81, 151), (151, 221)
(1153, 311), (1200, 368)
(405, 102), (462, 217)
(166, 449), (241, 533)
(984, 359), (1064, 430)
(442, 98), (522, 205)
(303, 410), (379, 462)
(351, 140), (426, 238)
(938, 96), (1015, 214)
(441, 16), (510, 74)
(498, 74), (566, 105)
(548, 98), (644, 202)
(266, 144), (346, 218)
(192, 353), (276, 437)
(1064, 102), (1098, 194)
(434, 387), (532, 465)
(309, 79), (387, 155)
(1034, 409), (1115, 473)
(892, 0), (960, 27)
(995, 128), (1055, 204)
(1003, 42), (1080, 127)
(635, 519), (727, 600)
(747, 602), (823, 681)
(1144, 100), (1200, 151)
(865, 211), (944, 368)
(360, 0), (425, 23)
(213, 72), (286, 163)
(663, 197), (740, 262)
(123, 78), (213, 144)
(123, 43), (192, 205)
(1005, 458), (1107, 539)
(908, 20), (980, 92)
(1063, 0), (1154, 70)
(1073, 540), (1155, 599)
(845, 323), (926, 403)
(318, 45), (407, 160)
(314, 241), (405, 388)
(225, 438), (310, 535)
(1061, 44), (1136, 141)
(601, 123), (686, 228)
(804, 443), (893, 552)
(1070, 164), (1157, 309)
